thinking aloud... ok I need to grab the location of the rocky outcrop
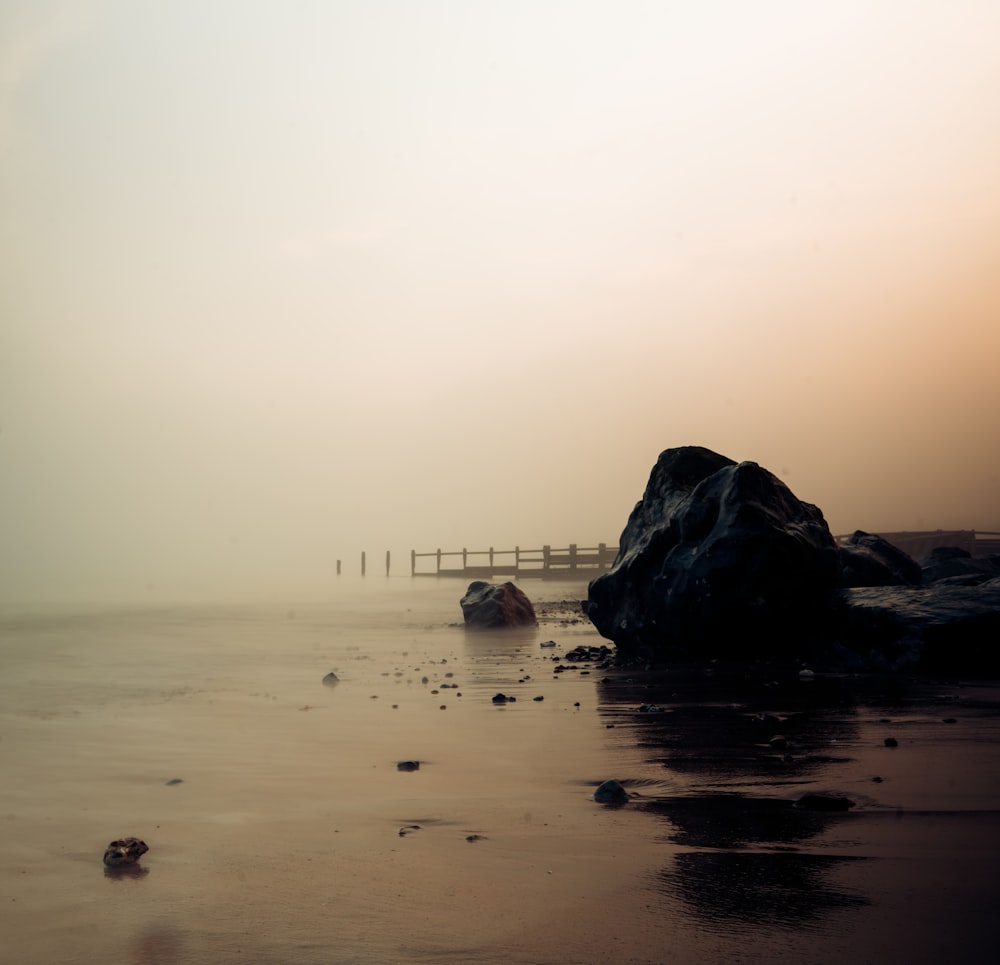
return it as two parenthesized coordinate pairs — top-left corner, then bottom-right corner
(838, 530), (922, 587)
(920, 546), (1000, 586)
(587, 447), (840, 659)
(460, 581), (537, 629)
(836, 583), (1000, 674)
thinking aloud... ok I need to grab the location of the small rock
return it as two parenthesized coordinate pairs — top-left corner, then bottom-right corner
(397, 760), (420, 772)
(164, 778), (183, 786)
(532, 695), (544, 702)
(492, 693), (509, 704)
(398, 825), (421, 837)
(594, 779), (629, 805)
(322, 672), (339, 686)
(884, 737), (899, 747)
(103, 837), (149, 868)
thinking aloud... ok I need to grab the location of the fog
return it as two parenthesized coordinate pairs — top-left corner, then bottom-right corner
(2, 1), (999, 605)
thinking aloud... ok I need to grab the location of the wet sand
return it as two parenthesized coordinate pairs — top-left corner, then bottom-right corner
(2, 583), (999, 963)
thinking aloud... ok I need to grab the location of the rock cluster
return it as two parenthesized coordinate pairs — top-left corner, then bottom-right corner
(587, 445), (1000, 674)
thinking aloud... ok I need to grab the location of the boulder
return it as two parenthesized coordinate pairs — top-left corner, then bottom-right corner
(838, 530), (922, 587)
(835, 583), (1000, 674)
(460, 581), (537, 629)
(920, 546), (1000, 585)
(587, 447), (840, 659)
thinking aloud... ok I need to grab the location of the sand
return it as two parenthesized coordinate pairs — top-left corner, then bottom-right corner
(2, 581), (999, 963)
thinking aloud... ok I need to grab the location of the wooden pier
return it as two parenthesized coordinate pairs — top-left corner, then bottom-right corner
(410, 544), (618, 580)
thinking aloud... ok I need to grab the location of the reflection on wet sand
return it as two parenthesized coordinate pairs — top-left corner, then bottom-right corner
(595, 659), (1000, 945)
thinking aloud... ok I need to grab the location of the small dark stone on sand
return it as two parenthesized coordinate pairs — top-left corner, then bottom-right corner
(594, 779), (630, 805)
(103, 837), (149, 867)
(492, 693), (509, 704)
(322, 672), (339, 686)
(164, 778), (183, 786)
(884, 737), (899, 747)
(533, 695), (544, 702)
(397, 761), (420, 772)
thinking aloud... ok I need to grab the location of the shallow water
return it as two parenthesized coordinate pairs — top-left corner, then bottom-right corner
(2, 578), (999, 964)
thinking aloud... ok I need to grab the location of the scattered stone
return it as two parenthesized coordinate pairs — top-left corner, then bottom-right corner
(465, 834), (485, 842)
(397, 761), (420, 772)
(884, 737), (899, 747)
(540, 640), (557, 648)
(492, 693), (516, 704)
(795, 794), (855, 812)
(164, 778), (183, 786)
(322, 672), (339, 686)
(533, 695), (544, 702)
(594, 779), (630, 805)
(769, 735), (788, 750)
(103, 837), (149, 868)
(398, 825), (421, 837)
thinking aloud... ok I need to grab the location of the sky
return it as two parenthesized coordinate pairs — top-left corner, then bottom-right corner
(2, 0), (999, 604)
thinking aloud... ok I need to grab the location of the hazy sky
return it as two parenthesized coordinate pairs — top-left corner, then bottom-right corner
(3, 0), (999, 604)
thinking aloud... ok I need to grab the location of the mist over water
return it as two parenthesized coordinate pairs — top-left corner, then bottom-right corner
(2, 1), (1000, 608)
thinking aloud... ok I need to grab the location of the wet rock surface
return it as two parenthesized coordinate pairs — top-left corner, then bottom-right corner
(586, 446), (1000, 675)
(588, 446), (839, 660)
(460, 581), (537, 629)
(103, 837), (148, 868)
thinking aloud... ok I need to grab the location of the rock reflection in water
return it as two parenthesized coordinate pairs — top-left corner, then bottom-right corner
(664, 851), (870, 928)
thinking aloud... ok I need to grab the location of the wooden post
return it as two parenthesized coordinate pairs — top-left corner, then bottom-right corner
(436, 548), (441, 574)
(336, 559), (341, 576)
(543, 545), (551, 574)
(385, 550), (390, 576)
(462, 547), (468, 572)
(515, 546), (520, 576)
(489, 546), (494, 569)
(361, 551), (366, 576)
(411, 549), (416, 576)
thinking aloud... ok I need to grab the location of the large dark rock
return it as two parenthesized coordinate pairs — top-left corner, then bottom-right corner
(588, 447), (840, 659)
(460, 581), (537, 629)
(920, 546), (1000, 586)
(838, 530), (922, 587)
(836, 583), (1000, 674)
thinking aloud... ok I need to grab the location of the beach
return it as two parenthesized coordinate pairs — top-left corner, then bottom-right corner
(2, 578), (999, 964)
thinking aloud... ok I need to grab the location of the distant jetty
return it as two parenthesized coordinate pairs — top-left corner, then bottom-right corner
(336, 531), (999, 578)
(410, 544), (618, 580)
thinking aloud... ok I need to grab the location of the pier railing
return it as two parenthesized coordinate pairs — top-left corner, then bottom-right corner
(410, 544), (618, 579)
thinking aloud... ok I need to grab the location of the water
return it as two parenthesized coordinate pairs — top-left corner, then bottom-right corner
(2, 578), (999, 963)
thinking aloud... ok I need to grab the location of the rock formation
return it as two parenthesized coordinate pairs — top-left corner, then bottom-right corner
(460, 581), (537, 629)
(587, 445), (1000, 675)
(838, 530), (922, 587)
(587, 446), (839, 659)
